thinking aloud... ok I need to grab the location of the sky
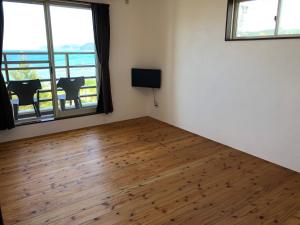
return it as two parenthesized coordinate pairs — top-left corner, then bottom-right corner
(237, 0), (300, 35)
(4, 0), (300, 48)
(3, 2), (95, 51)
(279, 0), (300, 32)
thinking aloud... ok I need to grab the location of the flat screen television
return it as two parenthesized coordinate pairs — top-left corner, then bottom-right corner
(132, 68), (161, 88)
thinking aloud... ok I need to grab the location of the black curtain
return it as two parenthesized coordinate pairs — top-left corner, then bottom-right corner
(0, 0), (14, 130)
(0, 206), (3, 225)
(91, 3), (113, 114)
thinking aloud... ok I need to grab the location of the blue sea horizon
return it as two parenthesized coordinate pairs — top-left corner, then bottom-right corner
(2, 50), (96, 80)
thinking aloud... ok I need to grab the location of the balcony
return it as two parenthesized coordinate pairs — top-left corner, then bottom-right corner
(2, 51), (98, 124)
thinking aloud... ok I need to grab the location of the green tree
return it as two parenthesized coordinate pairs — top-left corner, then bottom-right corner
(10, 64), (38, 80)
(9, 59), (41, 111)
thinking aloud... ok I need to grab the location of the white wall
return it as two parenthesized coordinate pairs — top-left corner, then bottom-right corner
(149, 0), (300, 172)
(1, 0), (299, 173)
(0, 0), (156, 143)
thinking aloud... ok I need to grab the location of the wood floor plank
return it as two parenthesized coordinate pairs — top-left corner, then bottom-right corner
(0, 117), (299, 225)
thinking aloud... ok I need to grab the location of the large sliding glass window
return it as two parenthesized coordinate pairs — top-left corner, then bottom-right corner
(2, 0), (98, 124)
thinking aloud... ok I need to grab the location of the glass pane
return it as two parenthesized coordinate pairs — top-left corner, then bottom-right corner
(40, 101), (54, 113)
(50, 6), (95, 53)
(41, 81), (52, 90)
(81, 96), (97, 107)
(69, 54), (96, 66)
(85, 78), (97, 87)
(3, 2), (48, 52)
(70, 67), (96, 77)
(8, 63), (49, 69)
(6, 54), (49, 62)
(8, 69), (50, 81)
(39, 92), (53, 102)
(3, 2), (53, 123)
(278, 0), (300, 35)
(54, 54), (66, 67)
(50, 5), (97, 113)
(80, 88), (97, 96)
(235, 0), (278, 37)
(55, 68), (67, 79)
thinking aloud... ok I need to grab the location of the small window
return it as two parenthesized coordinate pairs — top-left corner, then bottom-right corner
(226, 0), (300, 40)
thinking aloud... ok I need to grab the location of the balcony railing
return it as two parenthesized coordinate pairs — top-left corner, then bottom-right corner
(1, 51), (98, 121)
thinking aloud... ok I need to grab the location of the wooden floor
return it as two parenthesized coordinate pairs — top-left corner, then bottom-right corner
(0, 117), (299, 225)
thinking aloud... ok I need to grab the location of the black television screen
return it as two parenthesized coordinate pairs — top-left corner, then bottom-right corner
(132, 68), (161, 88)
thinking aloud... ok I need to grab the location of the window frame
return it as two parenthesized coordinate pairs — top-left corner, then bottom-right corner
(225, 0), (300, 41)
